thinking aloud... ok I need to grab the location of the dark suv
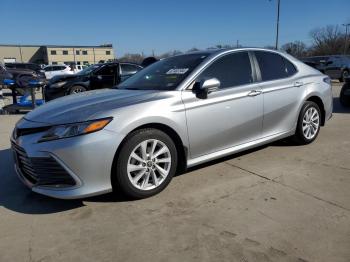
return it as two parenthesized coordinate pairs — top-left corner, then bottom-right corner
(5, 63), (45, 79)
(302, 55), (350, 82)
(44, 62), (142, 101)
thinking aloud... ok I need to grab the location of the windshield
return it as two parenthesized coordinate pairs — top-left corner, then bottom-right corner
(118, 53), (209, 90)
(77, 64), (100, 75)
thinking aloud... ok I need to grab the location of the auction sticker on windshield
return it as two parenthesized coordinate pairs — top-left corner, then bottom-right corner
(166, 68), (189, 74)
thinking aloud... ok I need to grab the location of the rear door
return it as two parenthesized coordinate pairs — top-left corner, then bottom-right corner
(120, 64), (142, 82)
(253, 51), (300, 137)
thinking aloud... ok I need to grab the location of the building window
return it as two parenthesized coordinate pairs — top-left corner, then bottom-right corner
(82, 50), (88, 55)
(52, 62), (58, 65)
(51, 50), (57, 55)
(106, 50), (111, 55)
(62, 50), (68, 55)
(77, 61), (81, 65)
(76, 50), (80, 55)
(83, 61), (89, 65)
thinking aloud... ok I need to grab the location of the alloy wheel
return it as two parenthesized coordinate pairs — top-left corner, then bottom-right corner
(302, 107), (320, 140)
(127, 139), (171, 190)
(72, 88), (84, 93)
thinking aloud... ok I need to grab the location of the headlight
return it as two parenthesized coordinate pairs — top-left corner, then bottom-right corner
(38, 118), (112, 142)
(50, 81), (67, 88)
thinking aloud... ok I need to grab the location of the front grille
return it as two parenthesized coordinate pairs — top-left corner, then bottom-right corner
(14, 126), (51, 139)
(12, 142), (76, 187)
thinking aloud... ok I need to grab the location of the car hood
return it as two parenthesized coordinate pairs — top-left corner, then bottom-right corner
(24, 89), (159, 125)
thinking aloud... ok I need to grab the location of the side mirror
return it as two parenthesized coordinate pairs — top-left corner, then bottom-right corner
(194, 78), (220, 99)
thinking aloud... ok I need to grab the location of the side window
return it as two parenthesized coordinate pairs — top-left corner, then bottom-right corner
(284, 58), (297, 76)
(197, 52), (253, 89)
(44, 66), (52, 72)
(96, 65), (116, 76)
(120, 64), (141, 76)
(255, 51), (296, 81)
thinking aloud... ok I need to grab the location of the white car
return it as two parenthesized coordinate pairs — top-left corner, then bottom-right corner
(72, 64), (87, 74)
(44, 65), (74, 79)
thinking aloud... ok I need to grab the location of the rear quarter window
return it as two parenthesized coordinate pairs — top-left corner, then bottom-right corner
(255, 51), (297, 81)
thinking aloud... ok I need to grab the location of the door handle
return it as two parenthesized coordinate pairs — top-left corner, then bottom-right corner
(294, 81), (303, 87)
(247, 90), (262, 97)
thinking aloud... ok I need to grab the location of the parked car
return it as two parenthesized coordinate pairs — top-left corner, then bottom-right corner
(0, 63), (44, 94)
(44, 62), (143, 101)
(11, 48), (332, 199)
(302, 55), (350, 82)
(5, 62), (46, 79)
(43, 64), (74, 79)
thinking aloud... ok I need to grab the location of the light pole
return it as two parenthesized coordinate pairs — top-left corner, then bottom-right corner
(343, 23), (350, 55)
(275, 0), (281, 49)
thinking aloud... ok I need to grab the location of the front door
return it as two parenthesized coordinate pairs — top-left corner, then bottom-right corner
(90, 65), (119, 89)
(182, 51), (263, 159)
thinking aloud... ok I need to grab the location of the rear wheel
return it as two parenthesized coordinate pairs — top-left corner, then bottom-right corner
(293, 101), (321, 145)
(113, 128), (178, 199)
(69, 85), (86, 94)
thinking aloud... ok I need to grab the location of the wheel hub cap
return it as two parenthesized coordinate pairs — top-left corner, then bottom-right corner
(127, 139), (171, 191)
(302, 107), (320, 140)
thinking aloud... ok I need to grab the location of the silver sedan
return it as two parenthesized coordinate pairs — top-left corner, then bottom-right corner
(11, 48), (333, 199)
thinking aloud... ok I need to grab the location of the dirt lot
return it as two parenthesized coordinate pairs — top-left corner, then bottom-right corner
(0, 83), (349, 262)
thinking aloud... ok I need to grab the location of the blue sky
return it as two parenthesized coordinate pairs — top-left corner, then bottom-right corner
(2, 0), (349, 57)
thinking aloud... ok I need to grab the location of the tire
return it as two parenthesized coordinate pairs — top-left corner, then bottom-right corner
(293, 101), (321, 145)
(69, 85), (86, 94)
(339, 70), (349, 82)
(113, 128), (178, 199)
(340, 83), (350, 107)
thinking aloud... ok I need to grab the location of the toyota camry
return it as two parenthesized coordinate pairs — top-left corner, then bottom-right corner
(11, 48), (333, 199)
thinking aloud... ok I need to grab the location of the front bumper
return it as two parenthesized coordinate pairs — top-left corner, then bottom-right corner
(11, 123), (124, 199)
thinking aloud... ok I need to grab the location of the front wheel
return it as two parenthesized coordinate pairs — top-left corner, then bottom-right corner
(113, 128), (178, 199)
(293, 101), (321, 145)
(69, 85), (86, 94)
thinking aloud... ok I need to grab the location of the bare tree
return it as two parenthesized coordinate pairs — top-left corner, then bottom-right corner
(281, 41), (308, 58)
(118, 53), (145, 64)
(309, 25), (346, 55)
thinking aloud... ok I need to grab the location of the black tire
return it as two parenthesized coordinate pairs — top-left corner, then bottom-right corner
(113, 128), (178, 199)
(69, 85), (86, 94)
(340, 83), (350, 107)
(339, 70), (349, 82)
(293, 101), (321, 145)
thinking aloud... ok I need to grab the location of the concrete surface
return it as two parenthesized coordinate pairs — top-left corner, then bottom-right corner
(0, 83), (349, 262)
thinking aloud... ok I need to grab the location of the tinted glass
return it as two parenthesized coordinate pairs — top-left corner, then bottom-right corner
(118, 53), (209, 90)
(255, 51), (296, 81)
(96, 65), (116, 76)
(284, 59), (297, 76)
(121, 64), (141, 75)
(44, 66), (52, 71)
(197, 52), (253, 89)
